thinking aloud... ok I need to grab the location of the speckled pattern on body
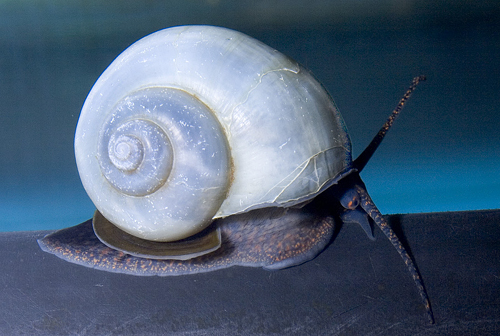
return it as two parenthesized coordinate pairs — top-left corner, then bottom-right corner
(38, 206), (336, 276)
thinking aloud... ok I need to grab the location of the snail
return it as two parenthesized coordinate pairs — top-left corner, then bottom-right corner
(38, 26), (433, 323)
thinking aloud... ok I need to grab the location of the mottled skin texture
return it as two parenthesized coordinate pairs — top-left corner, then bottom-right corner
(38, 201), (336, 276)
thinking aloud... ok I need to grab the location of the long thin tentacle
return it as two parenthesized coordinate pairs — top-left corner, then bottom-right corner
(355, 184), (435, 324)
(354, 75), (426, 172)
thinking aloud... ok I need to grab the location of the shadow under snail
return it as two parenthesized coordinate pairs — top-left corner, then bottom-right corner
(38, 25), (434, 323)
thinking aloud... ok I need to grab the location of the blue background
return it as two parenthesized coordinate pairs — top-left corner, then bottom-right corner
(1, 1), (499, 232)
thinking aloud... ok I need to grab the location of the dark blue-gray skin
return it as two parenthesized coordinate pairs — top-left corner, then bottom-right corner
(39, 76), (434, 324)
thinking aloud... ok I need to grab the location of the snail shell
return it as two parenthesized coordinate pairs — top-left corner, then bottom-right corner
(75, 25), (351, 242)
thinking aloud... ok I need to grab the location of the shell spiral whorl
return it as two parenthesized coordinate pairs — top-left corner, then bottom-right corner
(100, 116), (173, 197)
(80, 87), (231, 241)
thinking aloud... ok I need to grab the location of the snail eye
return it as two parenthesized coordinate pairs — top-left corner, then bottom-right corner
(340, 189), (360, 210)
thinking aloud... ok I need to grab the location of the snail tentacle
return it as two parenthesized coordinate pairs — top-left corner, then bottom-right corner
(355, 183), (434, 324)
(353, 76), (426, 172)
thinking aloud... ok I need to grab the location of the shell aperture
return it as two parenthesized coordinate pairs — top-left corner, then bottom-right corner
(92, 210), (222, 260)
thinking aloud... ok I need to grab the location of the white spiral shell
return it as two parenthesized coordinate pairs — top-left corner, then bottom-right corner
(75, 25), (351, 242)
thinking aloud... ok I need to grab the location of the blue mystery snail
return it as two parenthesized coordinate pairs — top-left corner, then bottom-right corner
(38, 25), (433, 323)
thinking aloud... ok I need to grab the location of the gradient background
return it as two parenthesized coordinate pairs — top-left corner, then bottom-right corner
(1, 0), (499, 232)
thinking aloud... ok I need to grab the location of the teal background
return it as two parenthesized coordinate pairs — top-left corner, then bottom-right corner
(1, 1), (499, 232)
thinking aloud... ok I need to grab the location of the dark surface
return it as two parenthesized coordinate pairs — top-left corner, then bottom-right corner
(1, 209), (500, 335)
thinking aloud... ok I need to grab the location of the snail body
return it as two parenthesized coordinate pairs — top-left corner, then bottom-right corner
(38, 26), (433, 323)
